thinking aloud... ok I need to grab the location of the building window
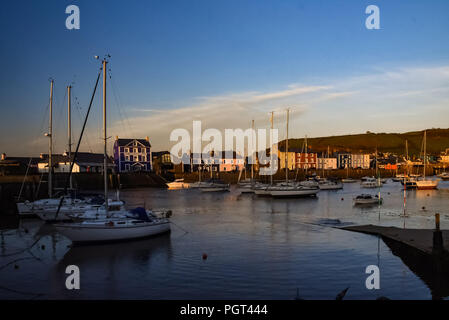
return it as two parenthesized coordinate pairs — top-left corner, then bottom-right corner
(125, 164), (130, 171)
(125, 148), (129, 153)
(125, 155), (130, 161)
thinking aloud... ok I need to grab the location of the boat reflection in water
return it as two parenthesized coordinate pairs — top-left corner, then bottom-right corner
(60, 233), (172, 267)
(52, 234), (172, 298)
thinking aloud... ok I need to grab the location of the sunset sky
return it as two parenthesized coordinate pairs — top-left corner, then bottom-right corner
(1, 0), (449, 156)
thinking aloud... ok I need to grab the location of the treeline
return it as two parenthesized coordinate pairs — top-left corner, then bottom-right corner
(278, 128), (449, 157)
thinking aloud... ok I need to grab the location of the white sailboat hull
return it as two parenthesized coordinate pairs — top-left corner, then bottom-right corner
(319, 183), (343, 190)
(55, 220), (170, 244)
(415, 180), (439, 190)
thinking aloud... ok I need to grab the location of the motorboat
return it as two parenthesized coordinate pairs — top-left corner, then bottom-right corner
(361, 177), (382, 188)
(353, 194), (383, 205)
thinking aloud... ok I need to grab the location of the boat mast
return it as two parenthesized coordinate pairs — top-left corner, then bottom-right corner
(102, 59), (108, 216)
(305, 135), (308, 176)
(67, 85), (73, 190)
(251, 119), (254, 185)
(270, 111), (274, 186)
(285, 109), (289, 184)
(48, 79), (54, 198)
(423, 130), (427, 179)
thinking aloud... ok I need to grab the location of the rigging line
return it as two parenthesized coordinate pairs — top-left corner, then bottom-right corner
(109, 70), (131, 135)
(109, 76), (128, 135)
(108, 66), (135, 136)
(54, 68), (102, 219)
(0, 235), (45, 258)
(72, 89), (94, 153)
(170, 220), (190, 235)
(53, 87), (67, 153)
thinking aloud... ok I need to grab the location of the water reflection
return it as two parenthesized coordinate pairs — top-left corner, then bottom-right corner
(0, 181), (448, 299)
(382, 236), (449, 300)
(60, 234), (172, 268)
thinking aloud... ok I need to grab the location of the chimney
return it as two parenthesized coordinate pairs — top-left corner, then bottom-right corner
(145, 136), (149, 142)
(1, 153), (6, 161)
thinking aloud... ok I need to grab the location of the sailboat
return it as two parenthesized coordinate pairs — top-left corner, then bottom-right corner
(55, 57), (171, 244)
(16, 81), (106, 219)
(415, 130), (439, 190)
(319, 146), (343, 190)
(341, 163), (357, 183)
(267, 109), (319, 198)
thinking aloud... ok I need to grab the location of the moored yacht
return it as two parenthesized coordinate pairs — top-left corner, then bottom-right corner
(415, 131), (439, 190)
(54, 58), (171, 243)
(200, 179), (230, 192)
(361, 177), (382, 188)
(353, 194), (383, 205)
(55, 211), (170, 244)
(319, 180), (343, 190)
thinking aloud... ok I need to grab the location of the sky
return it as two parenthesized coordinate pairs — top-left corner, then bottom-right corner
(1, 0), (449, 156)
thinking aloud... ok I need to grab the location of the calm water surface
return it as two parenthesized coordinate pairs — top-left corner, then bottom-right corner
(1, 180), (449, 300)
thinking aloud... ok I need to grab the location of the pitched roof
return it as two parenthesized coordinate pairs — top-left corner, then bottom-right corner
(115, 138), (151, 148)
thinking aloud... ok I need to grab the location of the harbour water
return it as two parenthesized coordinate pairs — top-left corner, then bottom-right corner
(1, 179), (449, 300)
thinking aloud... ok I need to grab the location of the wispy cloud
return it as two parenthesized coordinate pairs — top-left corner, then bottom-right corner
(5, 64), (449, 156)
(109, 65), (449, 152)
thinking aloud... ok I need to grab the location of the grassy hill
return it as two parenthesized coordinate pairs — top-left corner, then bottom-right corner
(278, 128), (449, 157)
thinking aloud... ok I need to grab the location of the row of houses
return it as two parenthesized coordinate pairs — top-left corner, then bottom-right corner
(278, 149), (371, 170)
(3, 137), (449, 176)
(0, 137), (152, 175)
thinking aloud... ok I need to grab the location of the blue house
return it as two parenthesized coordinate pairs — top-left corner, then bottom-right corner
(113, 137), (152, 172)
